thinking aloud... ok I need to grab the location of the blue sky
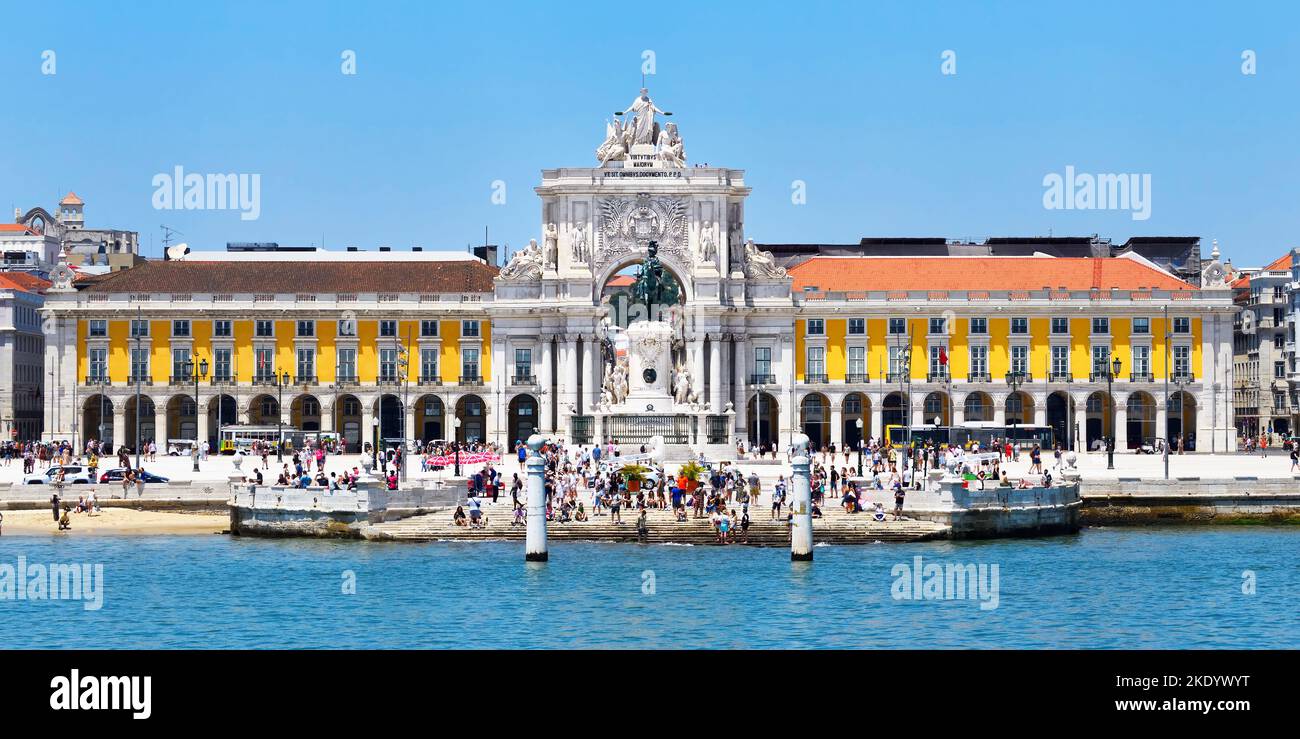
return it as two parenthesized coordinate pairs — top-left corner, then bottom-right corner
(3, 0), (1299, 266)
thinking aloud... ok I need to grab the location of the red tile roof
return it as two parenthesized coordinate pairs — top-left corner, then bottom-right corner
(0, 224), (36, 234)
(606, 275), (635, 287)
(788, 256), (1194, 292)
(60, 191), (84, 205)
(1230, 252), (1293, 289)
(81, 259), (499, 294)
(0, 272), (51, 293)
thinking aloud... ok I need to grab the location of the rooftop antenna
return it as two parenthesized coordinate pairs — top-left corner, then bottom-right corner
(160, 224), (182, 251)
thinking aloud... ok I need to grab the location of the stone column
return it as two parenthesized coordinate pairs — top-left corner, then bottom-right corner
(1156, 402), (1168, 451)
(361, 407), (375, 450)
(578, 334), (592, 416)
(539, 338), (554, 434)
(732, 335), (747, 434)
(196, 409), (209, 449)
(830, 402), (843, 448)
(709, 334), (723, 413)
(153, 407), (168, 447)
(112, 408), (126, 454)
(524, 434), (548, 562)
(689, 333), (705, 401)
(1033, 402), (1047, 428)
(403, 401), (416, 447)
(558, 335), (577, 438)
(870, 391), (884, 442)
(1115, 403), (1129, 451)
(790, 433), (813, 561)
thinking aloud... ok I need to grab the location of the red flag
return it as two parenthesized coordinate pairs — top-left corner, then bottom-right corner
(939, 348), (948, 365)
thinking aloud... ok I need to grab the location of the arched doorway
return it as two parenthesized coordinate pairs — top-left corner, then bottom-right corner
(800, 393), (830, 449)
(1085, 391), (1113, 451)
(291, 394), (322, 432)
(882, 392), (909, 430)
(455, 395), (486, 443)
(746, 391), (779, 448)
(248, 394), (279, 426)
(1126, 392), (1156, 449)
(415, 395), (444, 443)
(334, 395), (362, 448)
(82, 395), (114, 449)
(1046, 391), (1073, 450)
(207, 394), (237, 450)
(124, 395), (155, 451)
(378, 394), (402, 443)
(963, 391), (993, 423)
(166, 394), (196, 441)
(842, 393), (868, 449)
(507, 394), (539, 445)
(1005, 391), (1033, 427)
(1167, 391), (1197, 450)
(922, 391), (951, 427)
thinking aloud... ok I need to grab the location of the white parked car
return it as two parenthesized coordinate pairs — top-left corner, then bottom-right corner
(24, 465), (94, 485)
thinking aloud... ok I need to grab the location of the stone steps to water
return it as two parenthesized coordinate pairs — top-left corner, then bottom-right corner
(364, 505), (947, 544)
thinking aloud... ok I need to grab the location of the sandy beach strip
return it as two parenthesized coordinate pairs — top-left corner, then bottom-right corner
(0, 508), (228, 537)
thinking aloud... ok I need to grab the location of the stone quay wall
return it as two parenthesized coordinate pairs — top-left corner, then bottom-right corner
(228, 481), (460, 538)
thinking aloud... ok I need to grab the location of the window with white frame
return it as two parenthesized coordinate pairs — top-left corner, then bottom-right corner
(172, 347), (191, 379)
(514, 348), (531, 379)
(929, 317), (947, 334)
(806, 318), (825, 336)
(130, 347), (149, 378)
(930, 345), (947, 377)
(806, 346), (825, 378)
(88, 320), (107, 337)
(296, 320), (315, 337)
(1011, 317), (1028, 335)
(462, 320), (480, 338)
(88, 348), (107, 381)
(421, 348), (439, 381)
(1172, 317), (1191, 334)
(847, 318), (865, 335)
(969, 317), (988, 335)
(1011, 345), (1028, 375)
(1092, 345), (1111, 376)
(888, 318), (906, 335)
(1051, 345), (1069, 376)
(337, 318), (357, 337)
(889, 345), (908, 376)
(255, 320), (274, 338)
(462, 347), (480, 379)
(1091, 317), (1110, 335)
(130, 319), (149, 338)
(213, 348), (232, 381)
(754, 347), (772, 378)
(255, 347), (275, 380)
(296, 347), (315, 380)
(172, 319), (191, 338)
(379, 348), (398, 381)
(1132, 346), (1150, 376)
(1173, 345), (1190, 377)
(1051, 317), (1069, 335)
(214, 319), (232, 337)
(847, 346), (865, 377)
(337, 348), (357, 380)
(970, 345), (987, 376)
(420, 320), (439, 338)
(1132, 317), (1150, 334)
(379, 320), (397, 338)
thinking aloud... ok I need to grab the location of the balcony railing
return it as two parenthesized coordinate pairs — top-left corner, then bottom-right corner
(967, 372), (991, 383)
(84, 375), (110, 386)
(376, 375), (402, 386)
(294, 375), (317, 385)
(844, 372), (870, 384)
(252, 375), (282, 386)
(1130, 372), (1153, 383)
(168, 375), (192, 386)
(1088, 372), (1114, 383)
(418, 377), (443, 386)
(804, 373), (829, 384)
(927, 371), (949, 383)
(335, 375), (359, 386)
(749, 373), (776, 385)
(1171, 371), (1194, 383)
(1005, 372), (1030, 385)
(459, 375), (484, 386)
(1048, 371), (1073, 383)
(511, 374), (536, 385)
(886, 372), (909, 384)
(210, 376), (236, 386)
(127, 375), (152, 386)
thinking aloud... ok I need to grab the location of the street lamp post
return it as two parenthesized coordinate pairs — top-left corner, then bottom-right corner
(185, 356), (208, 472)
(1107, 357), (1121, 470)
(453, 417), (462, 476)
(855, 417), (864, 476)
(133, 306), (143, 470)
(1008, 370), (1025, 452)
(371, 416), (380, 473)
(97, 377), (107, 453)
(277, 370), (289, 462)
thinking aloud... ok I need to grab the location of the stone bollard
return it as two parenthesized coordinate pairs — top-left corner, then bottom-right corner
(789, 433), (813, 561)
(525, 434), (548, 562)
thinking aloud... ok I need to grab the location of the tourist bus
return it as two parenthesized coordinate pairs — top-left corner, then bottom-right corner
(217, 425), (340, 454)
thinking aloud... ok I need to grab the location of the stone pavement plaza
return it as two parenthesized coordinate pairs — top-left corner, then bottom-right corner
(1, 447), (1296, 489)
